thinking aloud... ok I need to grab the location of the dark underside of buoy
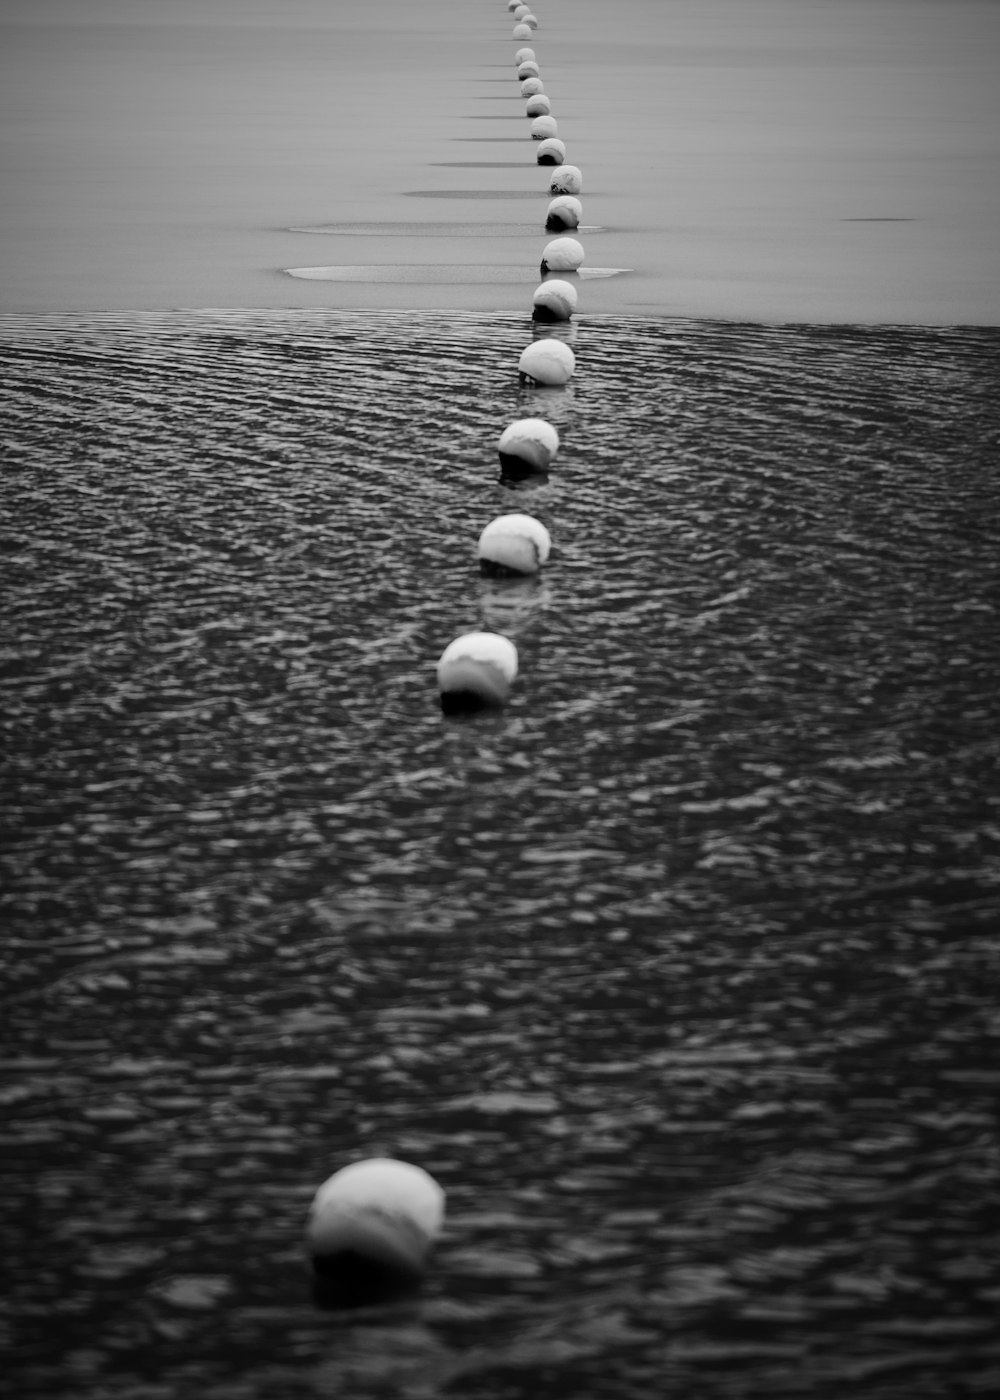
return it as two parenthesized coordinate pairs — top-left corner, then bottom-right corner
(479, 558), (530, 579)
(440, 688), (505, 715)
(498, 451), (548, 486)
(531, 303), (562, 323)
(311, 1248), (423, 1310)
(537, 154), (561, 165)
(545, 214), (573, 232)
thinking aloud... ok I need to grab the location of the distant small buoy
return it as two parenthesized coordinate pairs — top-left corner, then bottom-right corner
(518, 339), (575, 387)
(545, 195), (582, 232)
(516, 60), (540, 81)
(478, 514), (551, 577)
(549, 164), (582, 196)
(530, 115), (558, 141)
(513, 22), (533, 39)
(497, 417), (560, 474)
(514, 47), (536, 66)
(540, 236), (584, 276)
(508, 0), (523, 11)
(521, 76), (544, 97)
(521, 13), (539, 29)
(513, 3), (531, 17)
(437, 632), (519, 712)
(307, 1158), (445, 1306)
(525, 93), (551, 118)
(532, 278), (578, 322)
(536, 137), (565, 166)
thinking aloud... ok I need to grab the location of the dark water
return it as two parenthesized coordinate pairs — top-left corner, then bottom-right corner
(2, 309), (999, 1398)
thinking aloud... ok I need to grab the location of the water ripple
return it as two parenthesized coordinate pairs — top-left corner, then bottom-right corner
(2, 309), (998, 1399)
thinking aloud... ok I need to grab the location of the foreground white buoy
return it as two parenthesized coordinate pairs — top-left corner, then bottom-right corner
(437, 632), (519, 712)
(532, 278), (578, 322)
(518, 338), (575, 387)
(525, 93), (551, 118)
(497, 417), (560, 474)
(513, 22), (533, 39)
(514, 46), (535, 65)
(540, 236), (584, 276)
(307, 1158), (445, 1303)
(530, 115), (558, 141)
(536, 137), (565, 166)
(517, 60), (540, 81)
(545, 195), (582, 231)
(549, 164), (582, 196)
(478, 514), (551, 576)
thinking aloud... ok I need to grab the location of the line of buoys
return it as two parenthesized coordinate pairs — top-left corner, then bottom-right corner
(433, 2), (568, 718)
(306, 13), (587, 1303)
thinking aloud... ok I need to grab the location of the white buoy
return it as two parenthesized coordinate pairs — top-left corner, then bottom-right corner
(478, 514), (551, 576)
(532, 278), (578, 322)
(540, 236), (584, 276)
(525, 94), (551, 118)
(536, 137), (565, 166)
(497, 417), (560, 472)
(514, 47), (535, 66)
(513, 3), (531, 17)
(437, 632), (519, 712)
(513, 22), (533, 39)
(508, 0), (523, 11)
(545, 195), (582, 231)
(517, 60), (539, 80)
(549, 164), (582, 196)
(521, 76), (544, 97)
(518, 339), (575, 387)
(521, 13), (539, 29)
(307, 1158), (445, 1299)
(530, 115), (558, 141)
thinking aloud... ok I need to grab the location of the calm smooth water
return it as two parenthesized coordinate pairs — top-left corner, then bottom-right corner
(2, 310), (999, 1398)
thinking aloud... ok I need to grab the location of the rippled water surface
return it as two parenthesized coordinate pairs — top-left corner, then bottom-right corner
(2, 310), (999, 1398)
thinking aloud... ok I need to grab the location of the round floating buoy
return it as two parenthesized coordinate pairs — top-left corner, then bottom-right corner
(437, 632), (519, 712)
(521, 76), (544, 97)
(530, 115), (558, 141)
(540, 235), (584, 276)
(518, 338), (575, 387)
(517, 60), (540, 81)
(513, 22), (533, 39)
(513, 3), (531, 17)
(536, 137), (566, 166)
(514, 47), (536, 66)
(307, 1158), (445, 1306)
(545, 195), (582, 232)
(549, 164), (582, 196)
(521, 13), (539, 29)
(497, 417), (560, 473)
(525, 93), (551, 118)
(532, 278), (578, 322)
(508, 0), (523, 11)
(478, 514), (552, 577)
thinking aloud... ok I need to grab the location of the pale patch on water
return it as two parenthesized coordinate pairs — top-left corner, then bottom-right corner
(283, 265), (632, 282)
